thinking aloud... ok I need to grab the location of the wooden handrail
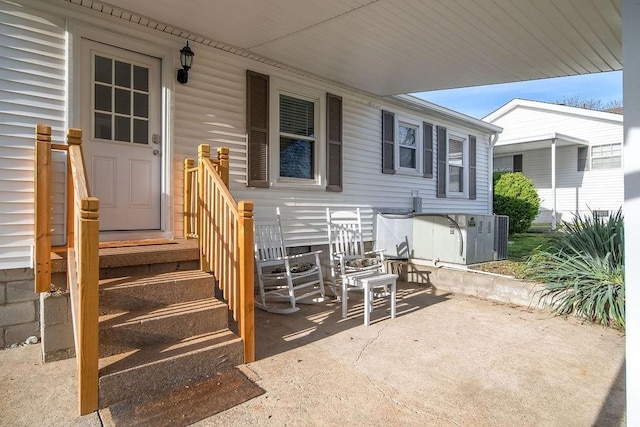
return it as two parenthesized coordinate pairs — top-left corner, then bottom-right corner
(184, 144), (254, 362)
(33, 125), (99, 415)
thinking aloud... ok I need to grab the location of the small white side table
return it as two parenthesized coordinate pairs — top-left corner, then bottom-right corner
(341, 271), (398, 326)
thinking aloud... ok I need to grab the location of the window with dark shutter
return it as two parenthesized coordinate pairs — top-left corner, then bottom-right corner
(513, 154), (523, 172)
(577, 146), (589, 171)
(382, 110), (395, 174)
(469, 135), (477, 200)
(326, 93), (343, 192)
(436, 126), (447, 198)
(423, 122), (433, 178)
(246, 70), (269, 188)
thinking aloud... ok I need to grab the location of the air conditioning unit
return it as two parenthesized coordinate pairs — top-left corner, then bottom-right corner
(494, 215), (509, 261)
(412, 214), (508, 265)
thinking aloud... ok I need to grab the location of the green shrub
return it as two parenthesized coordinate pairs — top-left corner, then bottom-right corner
(526, 208), (625, 329)
(493, 172), (540, 234)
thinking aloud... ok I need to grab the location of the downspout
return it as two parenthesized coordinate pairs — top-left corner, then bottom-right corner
(551, 138), (557, 231)
(488, 131), (501, 215)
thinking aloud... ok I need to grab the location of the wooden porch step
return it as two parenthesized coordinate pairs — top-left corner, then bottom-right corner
(98, 330), (244, 409)
(99, 298), (228, 358)
(99, 270), (214, 315)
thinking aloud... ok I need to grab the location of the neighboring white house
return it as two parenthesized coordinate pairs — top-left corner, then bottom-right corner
(484, 99), (624, 229)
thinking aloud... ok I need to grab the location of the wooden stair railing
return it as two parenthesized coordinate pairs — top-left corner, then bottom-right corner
(34, 125), (99, 415)
(184, 144), (255, 362)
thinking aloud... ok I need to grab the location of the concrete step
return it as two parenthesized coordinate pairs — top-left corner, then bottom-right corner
(99, 270), (214, 315)
(99, 298), (228, 358)
(98, 329), (244, 409)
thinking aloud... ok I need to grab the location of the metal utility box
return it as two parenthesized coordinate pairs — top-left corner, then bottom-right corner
(374, 212), (509, 265)
(412, 214), (508, 265)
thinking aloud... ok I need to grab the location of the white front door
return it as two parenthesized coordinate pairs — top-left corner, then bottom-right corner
(81, 39), (162, 231)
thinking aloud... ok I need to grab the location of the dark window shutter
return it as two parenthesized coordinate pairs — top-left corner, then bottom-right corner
(513, 154), (523, 172)
(436, 126), (447, 198)
(469, 135), (477, 200)
(326, 93), (343, 192)
(423, 122), (433, 178)
(382, 110), (395, 174)
(246, 70), (269, 188)
(577, 146), (589, 171)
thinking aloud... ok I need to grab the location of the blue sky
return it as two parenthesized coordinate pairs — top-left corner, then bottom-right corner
(413, 70), (622, 119)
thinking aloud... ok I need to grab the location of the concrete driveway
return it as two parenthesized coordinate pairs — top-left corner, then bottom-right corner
(0, 281), (626, 426)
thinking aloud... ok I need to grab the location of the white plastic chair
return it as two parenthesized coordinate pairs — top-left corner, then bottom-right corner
(326, 208), (386, 297)
(254, 208), (325, 314)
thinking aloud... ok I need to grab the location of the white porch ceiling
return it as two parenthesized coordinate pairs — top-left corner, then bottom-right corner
(100, 0), (622, 96)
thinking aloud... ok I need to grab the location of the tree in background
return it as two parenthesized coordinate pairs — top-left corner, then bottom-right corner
(493, 172), (540, 234)
(556, 96), (623, 111)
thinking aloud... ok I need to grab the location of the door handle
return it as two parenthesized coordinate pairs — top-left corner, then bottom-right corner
(153, 150), (160, 156)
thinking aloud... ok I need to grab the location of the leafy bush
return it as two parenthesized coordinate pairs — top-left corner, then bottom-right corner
(526, 208), (625, 329)
(493, 172), (540, 234)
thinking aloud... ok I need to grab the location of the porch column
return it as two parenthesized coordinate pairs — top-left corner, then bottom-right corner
(623, 0), (640, 423)
(550, 139), (557, 231)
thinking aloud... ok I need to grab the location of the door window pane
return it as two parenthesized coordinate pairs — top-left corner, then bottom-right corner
(94, 84), (111, 112)
(115, 61), (131, 88)
(134, 92), (148, 118)
(95, 56), (112, 84)
(114, 88), (131, 115)
(95, 113), (112, 140)
(115, 116), (130, 142)
(133, 119), (149, 144)
(133, 65), (149, 91)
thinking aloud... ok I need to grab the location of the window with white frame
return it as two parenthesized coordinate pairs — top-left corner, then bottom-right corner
(591, 143), (621, 170)
(396, 118), (422, 173)
(270, 82), (324, 186)
(447, 134), (466, 194)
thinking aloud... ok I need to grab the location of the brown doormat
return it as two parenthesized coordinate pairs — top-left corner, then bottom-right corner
(99, 239), (177, 249)
(100, 368), (265, 427)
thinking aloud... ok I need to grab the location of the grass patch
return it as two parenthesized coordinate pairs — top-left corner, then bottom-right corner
(473, 232), (557, 277)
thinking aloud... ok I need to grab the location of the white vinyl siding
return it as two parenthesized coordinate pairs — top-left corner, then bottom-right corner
(0, 3), (66, 269)
(172, 38), (493, 246)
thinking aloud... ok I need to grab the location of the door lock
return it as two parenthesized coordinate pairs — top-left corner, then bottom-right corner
(152, 134), (161, 144)
(153, 150), (160, 156)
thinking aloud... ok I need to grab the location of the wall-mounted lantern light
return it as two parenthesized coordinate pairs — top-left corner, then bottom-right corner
(177, 41), (195, 84)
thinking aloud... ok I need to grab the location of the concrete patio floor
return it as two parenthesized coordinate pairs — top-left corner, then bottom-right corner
(0, 281), (626, 426)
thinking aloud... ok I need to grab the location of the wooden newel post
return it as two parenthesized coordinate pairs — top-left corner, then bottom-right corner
(237, 200), (255, 363)
(217, 147), (230, 188)
(77, 197), (99, 415)
(184, 158), (194, 237)
(35, 124), (52, 293)
(198, 144), (210, 271)
(66, 128), (83, 249)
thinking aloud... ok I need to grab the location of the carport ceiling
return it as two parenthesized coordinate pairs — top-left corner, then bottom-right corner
(101, 0), (622, 96)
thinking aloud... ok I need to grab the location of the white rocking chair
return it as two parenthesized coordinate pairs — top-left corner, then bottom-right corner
(326, 208), (386, 297)
(254, 208), (326, 314)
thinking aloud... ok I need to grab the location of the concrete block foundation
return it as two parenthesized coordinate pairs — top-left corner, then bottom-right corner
(0, 268), (39, 348)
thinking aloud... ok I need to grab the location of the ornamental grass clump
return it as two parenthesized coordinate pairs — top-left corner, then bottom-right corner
(527, 208), (625, 330)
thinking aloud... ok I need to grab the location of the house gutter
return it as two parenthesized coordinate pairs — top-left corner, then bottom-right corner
(489, 131), (501, 216)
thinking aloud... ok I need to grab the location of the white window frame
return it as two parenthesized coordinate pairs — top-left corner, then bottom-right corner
(394, 116), (423, 174)
(269, 79), (325, 189)
(591, 143), (622, 170)
(446, 131), (468, 197)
